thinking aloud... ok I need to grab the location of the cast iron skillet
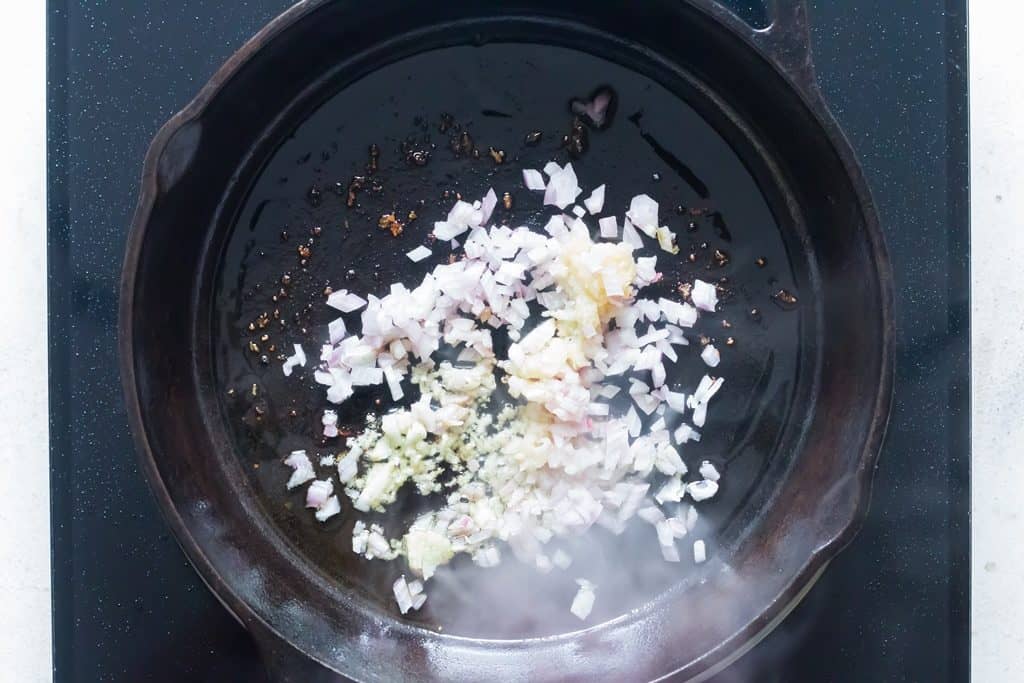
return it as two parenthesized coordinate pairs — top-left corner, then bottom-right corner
(120, 0), (894, 680)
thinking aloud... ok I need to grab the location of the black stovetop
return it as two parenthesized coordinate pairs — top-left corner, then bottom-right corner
(47, 1), (969, 681)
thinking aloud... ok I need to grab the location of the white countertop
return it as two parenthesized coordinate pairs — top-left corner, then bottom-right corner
(1, 1), (1020, 681)
(969, 2), (1024, 679)
(0, 4), (50, 683)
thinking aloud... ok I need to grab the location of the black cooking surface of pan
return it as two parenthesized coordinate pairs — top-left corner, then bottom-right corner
(120, 1), (893, 680)
(215, 39), (803, 637)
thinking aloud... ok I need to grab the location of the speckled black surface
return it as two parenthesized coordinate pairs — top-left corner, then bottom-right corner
(48, 1), (968, 681)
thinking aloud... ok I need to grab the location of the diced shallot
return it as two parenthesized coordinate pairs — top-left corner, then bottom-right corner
(626, 194), (659, 234)
(326, 290), (367, 313)
(282, 343), (307, 377)
(315, 495), (342, 522)
(701, 344), (721, 368)
(674, 423), (701, 444)
(693, 539), (707, 564)
(598, 216), (618, 239)
(621, 218), (644, 249)
(699, 461), (721, 481)
(406, 245), (432, 263)
(584, 184), (606, 214)
(570, 580), (596, 620)
(692, 279), (719, 312)
(292, 180), (734, 598)
(394, 575), (422, 615)
(552, 549), (572, 570)
(523, 168), (546, 191)
(284, 450), (315, 490)
(543, 162), (582, 210)
(687, 479), (719, 502)
(322, 409), (339, 438)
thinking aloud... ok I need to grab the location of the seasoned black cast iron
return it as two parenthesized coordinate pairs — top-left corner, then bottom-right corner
(120, 0), (894, 680)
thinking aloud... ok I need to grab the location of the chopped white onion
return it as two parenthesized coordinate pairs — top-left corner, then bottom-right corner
(625, 406), (642, 438)
(282, 343), (307, 377)
(543, 162), (582, 210)
(655, 477), (685, 504)
(584, 184), (606, 214)
(523, 168), (546, 191)
(691, 279), (718, 312)
(693, 539), (707, 564)
(293, 180), (734, 598)
(337, 452), (358, 483)
(666, 516), (688, 539)
(686, 479), (719, 502)
(570, 580), (596, 620)
(315, 495), (341, 522)
(656, 520), (680, 562)
(674, 423), (701, 444)
(350, 367), (384, 386)
(393, 575), (415, 614)
(701, 344), (721, 368)
(328, 318), (346, 345)
(552, 549), (572, 570)
(284, 450), (315, 490)
(621, 218), (644, 249)
(660, 539), (681, 563)
(598, 216), (618, 239)
(481, 188), (498, 225)
(383, 365), (404, 401)
(473, 545), (501, 568)
(699, 461), (721, 482)
(406, 245), (432, 263)
(664, 391), (688, 414)
(626, 194), (659, 235)
(433, 220), (466, 241)
(638, 505), (665, 524)
(326, 290), (367, 313)
(322, 409), (339, 438)
(685, 506), (699, 533)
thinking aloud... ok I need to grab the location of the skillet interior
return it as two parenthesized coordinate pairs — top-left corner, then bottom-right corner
(122, 1), (891, 680)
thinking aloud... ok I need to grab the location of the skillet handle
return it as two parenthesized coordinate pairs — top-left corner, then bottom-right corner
(750, 0), (819, 97)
